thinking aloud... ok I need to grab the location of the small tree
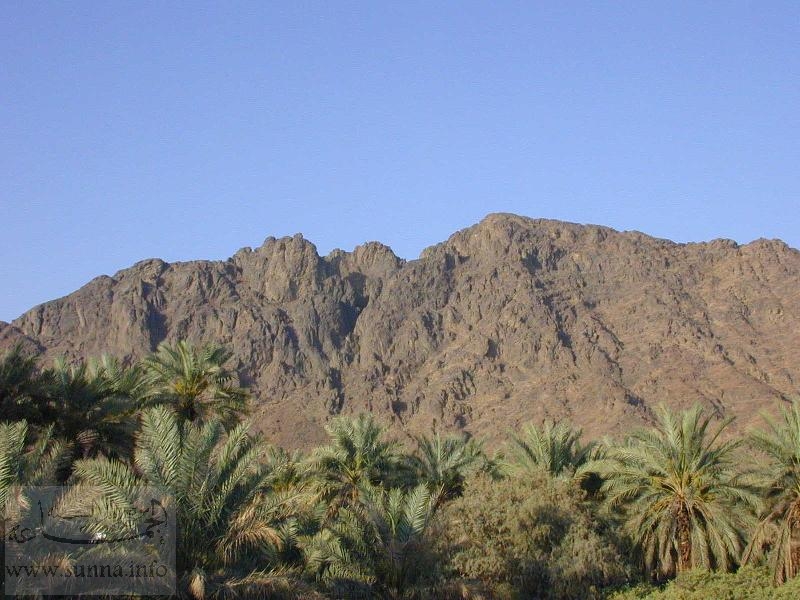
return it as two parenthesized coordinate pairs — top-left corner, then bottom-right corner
(0, 421), (71, 593)
(506, 419), (591, 478)
(142, 340), (248, 428)
(744, 401), (800, 584)
(40, 356), (137, 459)
(0, 345), (47, 424)
(308, 413), (402, 510)
(66, 406), (310, 598)
(406, 432), (484, 503)
(588, 405), (759, 579)
(436, 473), (630, 599)
(305, 482), (440, 599)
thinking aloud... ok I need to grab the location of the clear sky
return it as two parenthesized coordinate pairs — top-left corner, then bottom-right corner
(2, 2), (798, 322)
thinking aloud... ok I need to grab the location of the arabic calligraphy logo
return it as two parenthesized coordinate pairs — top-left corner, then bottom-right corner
(4, 486), (176, 596)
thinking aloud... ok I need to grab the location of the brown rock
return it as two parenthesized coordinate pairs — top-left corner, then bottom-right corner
(6, 214), (800, 447)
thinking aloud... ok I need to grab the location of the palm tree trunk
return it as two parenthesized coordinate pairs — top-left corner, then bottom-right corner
(791, 545), (800, 581)
(789, 500), (800, 579)
(677, 504), (692, 572)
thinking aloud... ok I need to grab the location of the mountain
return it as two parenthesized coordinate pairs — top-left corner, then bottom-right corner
(3, 214), (799, 448)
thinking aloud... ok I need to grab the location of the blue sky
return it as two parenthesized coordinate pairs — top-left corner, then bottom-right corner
(2, 2), (798, 321)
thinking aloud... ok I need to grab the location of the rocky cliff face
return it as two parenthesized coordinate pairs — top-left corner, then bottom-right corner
(5, 214), (799, 447)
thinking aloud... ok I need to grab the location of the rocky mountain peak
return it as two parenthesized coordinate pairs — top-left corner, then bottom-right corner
(4, 214), (799, 448)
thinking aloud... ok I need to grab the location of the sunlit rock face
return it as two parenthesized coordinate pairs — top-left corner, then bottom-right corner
(6, 214), (800, 448)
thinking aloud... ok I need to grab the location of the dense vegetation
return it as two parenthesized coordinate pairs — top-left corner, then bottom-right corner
(1, 342), (799, 599)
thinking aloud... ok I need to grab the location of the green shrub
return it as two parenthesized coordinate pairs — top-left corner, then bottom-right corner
(606, 566), (800, 600)
(435, 473), (632, 599)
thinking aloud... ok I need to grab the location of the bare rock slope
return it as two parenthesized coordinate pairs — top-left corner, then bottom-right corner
(6, 214), (800, 447)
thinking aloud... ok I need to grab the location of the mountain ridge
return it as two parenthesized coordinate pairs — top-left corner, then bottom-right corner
(3, 213), (799, 448)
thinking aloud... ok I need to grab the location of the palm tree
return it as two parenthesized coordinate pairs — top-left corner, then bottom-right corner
(309, 413), (402, 509)
(66, 406), (312, 599)
(0, 345), (46, 424)
(743, 401), (800, 584)
(100, 354), (150, 407)
(263, 446), (314, 494)
(506, 419), (591, 478)
(40, 356), (137, 459)
(1, 421), (71, 594)
(406, 432), (484, 503)
(0, 421), (69, 509)
(0, 421), (28, 513)
(586, 405), (758, 579)
(142, 340), (248, 427)
(304, 482), (440, 599)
